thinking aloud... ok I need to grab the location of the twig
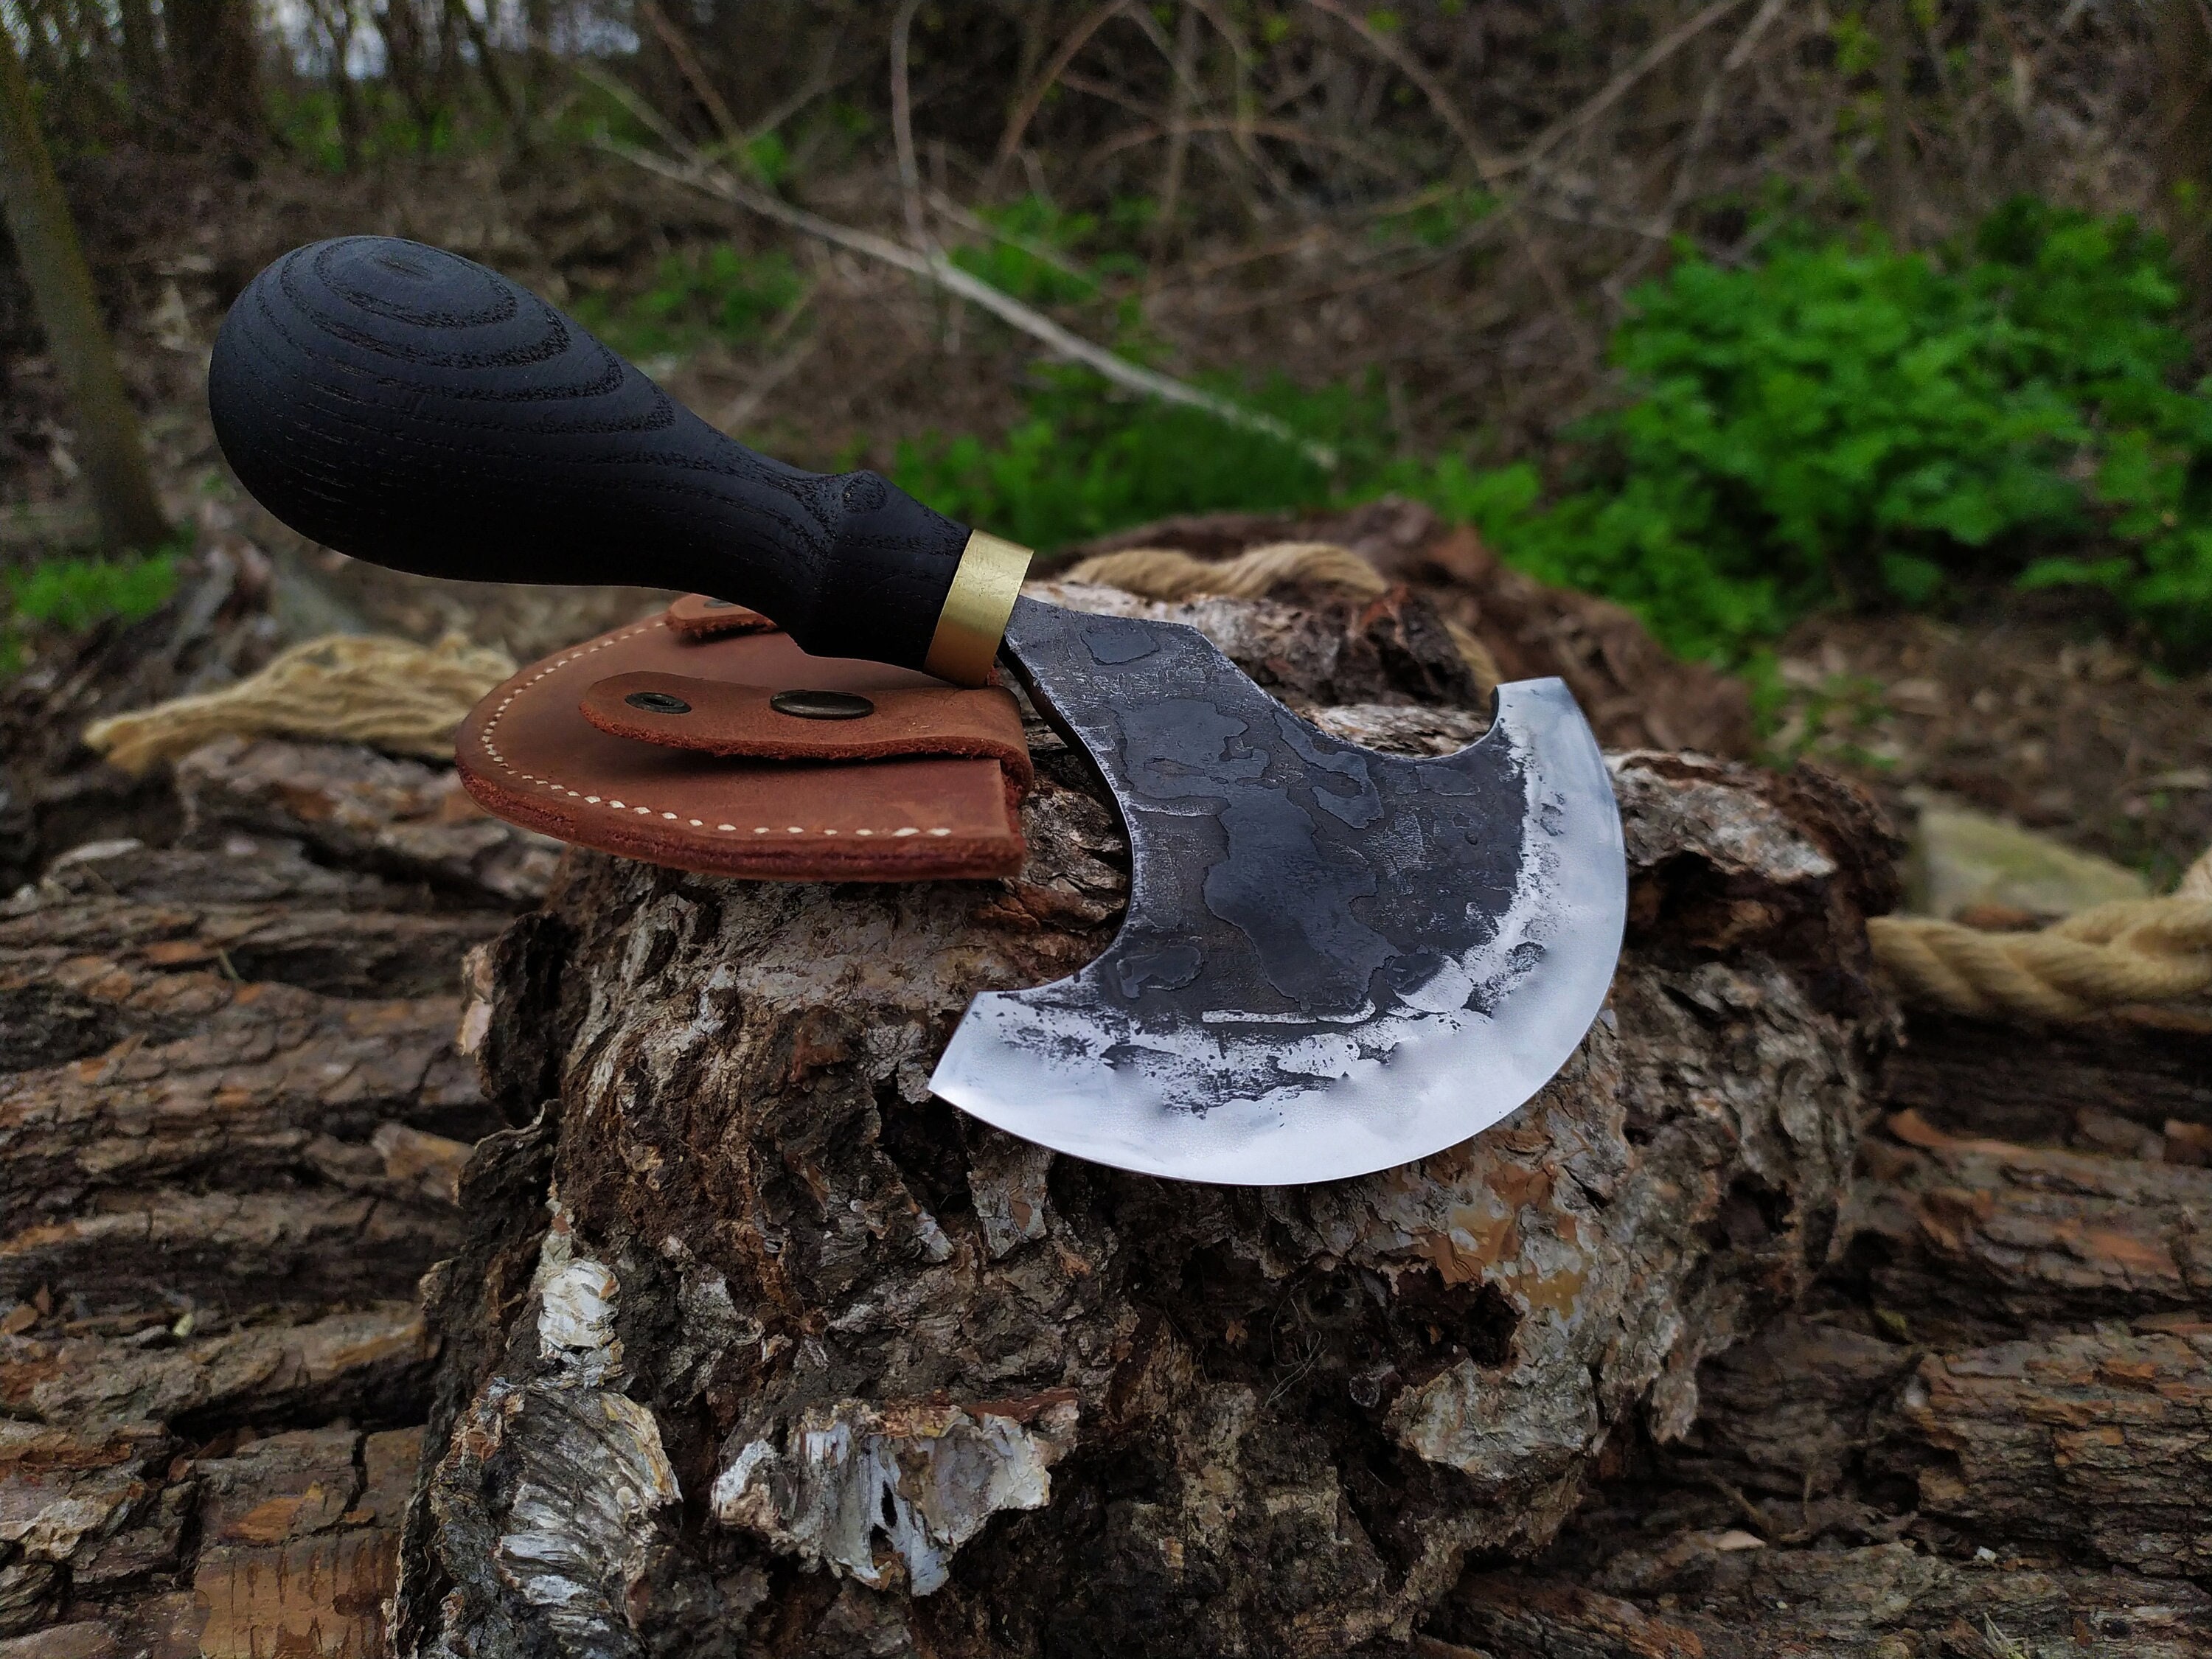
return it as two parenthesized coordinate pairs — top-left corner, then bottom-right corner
(574, 57), (688, 153)
(1077, 109), (1405, 177)
(926, 188), (1092, 284)
(888, 0), (931, 254)
(1302, 0), (1503, 175)
(1183, 0), (1262, 173)
(717, 338), (818, 434)
(1609, 0), (1793, 296)
(1175, 238), (1508, 321)
(595, 135), (1337, 468)
(741, 35), (846, 146)
(1512, 0), (1754, 173)
(988, 0), (1129, 192)
(1299, 0), (1591, 357)
(1121, 1), (1290, 213)
(634, 0), (740, 147)
(1152, 2), (1199, 257)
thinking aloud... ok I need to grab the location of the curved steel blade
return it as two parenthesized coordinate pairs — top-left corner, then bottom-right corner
(929, 597), (1625, 1186)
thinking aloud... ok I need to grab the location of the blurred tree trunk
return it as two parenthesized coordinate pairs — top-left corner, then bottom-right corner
(445, 0), (516, 128)
(378, 0), (441, 144)
(165, 0), (266, 153)
(523, 0), (554, 97)
(0, 27), (170, 554)
(115, 0), (159, 129)
(2155, 0), (2212, 313)
(13, 0), (65, 91)
(1876, 0), (1914, 246)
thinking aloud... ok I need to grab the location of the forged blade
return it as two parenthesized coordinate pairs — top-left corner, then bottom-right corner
(928, 597), (1626, 1186)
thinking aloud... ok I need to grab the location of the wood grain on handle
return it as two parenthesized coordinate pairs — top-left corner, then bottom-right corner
(208, 236), (987, 675)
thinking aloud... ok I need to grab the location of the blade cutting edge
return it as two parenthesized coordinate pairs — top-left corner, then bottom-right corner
(928, 672), (1625, 1186)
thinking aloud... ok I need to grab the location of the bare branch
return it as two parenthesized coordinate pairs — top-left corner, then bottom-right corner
(1301, 0), (1506, 176)
(634, 0), (740, 147)
(987, 0), (1129, 192)
(1301, 0), (1591, 355)
(888, 0), (931, 253)
(1077, 110), (1406, 178)
(595, 135), (1338, 468)
(1609, 0), (1795, 295)
(742, 34), (847, 146)
(1513, 0), (1753, 173)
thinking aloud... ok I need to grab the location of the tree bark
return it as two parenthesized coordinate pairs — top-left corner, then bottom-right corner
(1414, 1006), (2212, 1659)
(394, 588), (1901, 1658)
(0, 27), (170, 554)
(0, 735), (553, 1649)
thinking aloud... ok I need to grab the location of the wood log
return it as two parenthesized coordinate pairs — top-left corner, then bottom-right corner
(0, 740), (532, 1651)
(1419, 1015), (2212, 1659)
(1884, 1007), (2212, 1141)
(1885, 1324), (2212, 1580)
(1848, 1110), (2212, 1343)
(394, 590), (1898, 1658)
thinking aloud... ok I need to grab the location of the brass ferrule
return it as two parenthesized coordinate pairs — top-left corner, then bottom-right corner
(924, 529), (1032, 686)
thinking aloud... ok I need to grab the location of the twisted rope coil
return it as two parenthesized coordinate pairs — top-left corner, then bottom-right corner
(1867, 847), (2212, 1021)
(84, 633), (516, 775)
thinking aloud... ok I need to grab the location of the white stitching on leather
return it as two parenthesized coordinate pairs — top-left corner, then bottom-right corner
(469, 616), (964, 838)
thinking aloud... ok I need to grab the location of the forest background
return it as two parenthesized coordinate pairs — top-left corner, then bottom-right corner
(5, 0), (2212, 880)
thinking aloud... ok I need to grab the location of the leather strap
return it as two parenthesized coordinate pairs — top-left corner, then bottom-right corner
(453, 611), (1028, 881)
(665, 593), (777, 639)
(580, 672), (1034, 790)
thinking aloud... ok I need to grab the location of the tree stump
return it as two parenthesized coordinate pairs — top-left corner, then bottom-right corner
(396, 587), (1900, 1659)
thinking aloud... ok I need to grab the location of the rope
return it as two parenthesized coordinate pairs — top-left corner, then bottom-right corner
(1062, 541), (1503, 692)
(84, 633), (516, 775)
(1867, 846), (2212, 1021)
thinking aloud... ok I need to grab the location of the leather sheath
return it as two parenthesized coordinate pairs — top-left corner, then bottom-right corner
(454, 599), (1030, 880)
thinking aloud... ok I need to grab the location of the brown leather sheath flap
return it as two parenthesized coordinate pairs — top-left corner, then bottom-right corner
(580, 672), (1034, 790)
(454, 611), (1029, 882)
(664, 593), (777, 639)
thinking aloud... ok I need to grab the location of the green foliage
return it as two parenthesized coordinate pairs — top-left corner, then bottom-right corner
(894, 199), (2212, 667)
(1, 549), (177, 675)
(892, 369), (1371, 552)
(1372, 186), (1495, 251)
(268, 83), (464, 172)
(7, 549), (177, 632)
(946, 195), (1145, 307)
(736, 131), (790, 187)
(1457, 199), (2212, 661)
(572, 245), (804, 360)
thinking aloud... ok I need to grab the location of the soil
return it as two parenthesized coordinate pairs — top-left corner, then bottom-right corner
(1768, 610), (2212, 889)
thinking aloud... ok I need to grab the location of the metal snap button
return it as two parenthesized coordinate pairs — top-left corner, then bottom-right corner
(625, 691), (693, 714)
(771, 689), (874, 720)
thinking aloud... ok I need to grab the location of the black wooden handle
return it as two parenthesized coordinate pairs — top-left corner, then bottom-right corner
(208, 237), (979, 673)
